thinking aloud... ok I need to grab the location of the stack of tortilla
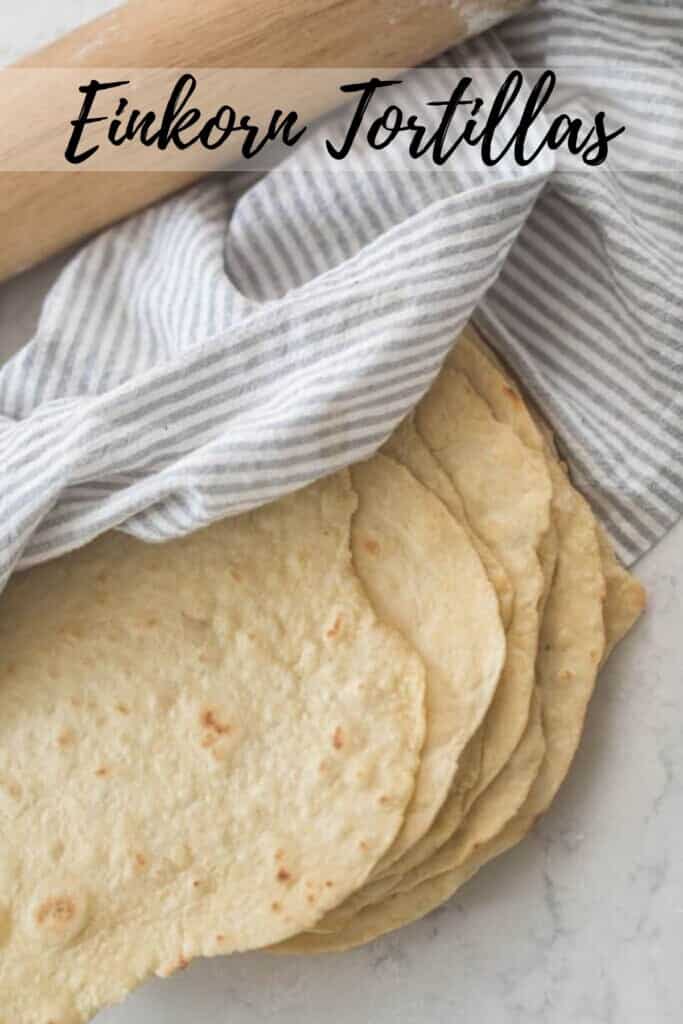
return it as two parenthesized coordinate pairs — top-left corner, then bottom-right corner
(0, 327), (645, 1024)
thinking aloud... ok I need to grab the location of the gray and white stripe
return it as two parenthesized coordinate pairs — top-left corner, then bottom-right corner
(1, 3), (682, 589)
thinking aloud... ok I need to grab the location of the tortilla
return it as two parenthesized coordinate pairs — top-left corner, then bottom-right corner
(309, 362), (554, 934)
(321, 450), (613, 949)
(274, 335), (647, 950)
(395, 333), (644, 890)
(378, 417), (512, 875)
(388, 687), (546, 896)
(385, 417), (515, 632)
(273, 689), (545, 956)
(453, 325), (645, 655)
(309, 412), (520, 932)
(415, 368), (552, 806)
(283, 358), (553, 943)
(274, 336), (646, 955)
(273, 431), (606, 955)
(596, 524), (647, 657)
(382, 335), (608, 894)
(349, 455), (505, 870)
(0, 472), (426, 1024)
(310, 452), (507, 933)
(447, 327), (563, 613)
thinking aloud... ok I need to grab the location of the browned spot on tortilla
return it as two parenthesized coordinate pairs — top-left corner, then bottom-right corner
(271, 901), (282, 912)
(216, 934), (225, 944)
(134, 853), (147, 870)
(359, 840), (369, 852)
(59, 623), (84, 640)
(50, 840), (65, 863)
(7, 781), (22, 800)
(363, 538), (380, 555)
(277, 868), (293, 883)
(201, 734), (217, 749)
(35, 897), (75, 928)
(503, 384), (520, 403)
(193, 879), (201, 889)
(200, 709), (231, 735)
(307, 894), (316, 905)
(319, 759), (329, 773)
(230, 568), (243, 583)
(57, 729), (76, 749)
(96, 570), (109, 583)
(275, 849), (285, 861)
(332, 727), (345, 750)
(116, 703), (130, 715)
(94, 766), (109, 778)
(69, 697), (83, 709)
(325, 881), (334, 888)
(378, 795), (390, 805)
(326, 614), (343, 639)
(176, 955), (189, 972)
(144, 616), (159, 629)
(4, 662), (15, 675)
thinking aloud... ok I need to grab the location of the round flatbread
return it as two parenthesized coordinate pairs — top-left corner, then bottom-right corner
(350, 455), (505, 871)
(308, 360), (555, 935)
(282, 352), (554, 944)
(415, 368), (552, 811)
(0, 472), (426, 1023)
(310, 454), (506, 934)
(452, 327), (644, 653)
(272, 338), (620, 954)
(273, 442), (606, 955)
(309, 416), (516, 934)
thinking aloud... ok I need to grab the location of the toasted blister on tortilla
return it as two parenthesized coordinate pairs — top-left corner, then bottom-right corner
(0, 472), (427, 1024)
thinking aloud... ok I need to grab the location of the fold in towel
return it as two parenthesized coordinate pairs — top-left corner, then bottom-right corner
(1, 2), (681, 590)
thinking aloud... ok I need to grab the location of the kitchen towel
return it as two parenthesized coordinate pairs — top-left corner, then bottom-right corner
(1, 0), (681, 591)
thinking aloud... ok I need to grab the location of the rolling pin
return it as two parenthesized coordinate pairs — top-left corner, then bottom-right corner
(0, 0), (530, 283)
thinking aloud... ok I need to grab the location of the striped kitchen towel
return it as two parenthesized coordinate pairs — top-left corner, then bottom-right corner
(0, 0), (681, 591)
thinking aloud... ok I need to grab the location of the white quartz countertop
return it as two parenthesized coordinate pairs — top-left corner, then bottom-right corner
(2, 4), (682, 1022)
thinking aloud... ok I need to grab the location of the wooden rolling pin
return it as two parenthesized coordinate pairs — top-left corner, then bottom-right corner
(0, 0), (529, 283)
